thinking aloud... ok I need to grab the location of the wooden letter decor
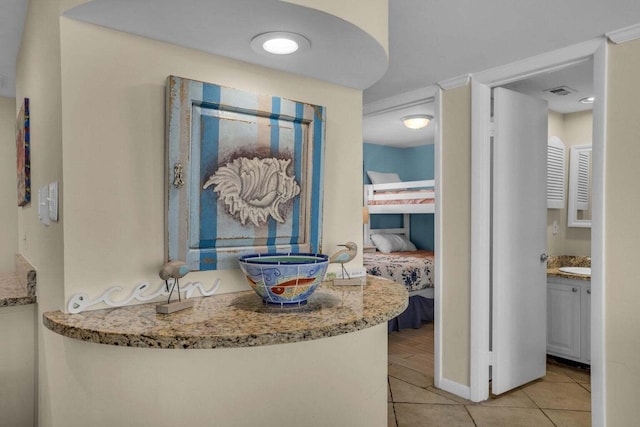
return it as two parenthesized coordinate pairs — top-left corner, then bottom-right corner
(166, 76), (326, 270)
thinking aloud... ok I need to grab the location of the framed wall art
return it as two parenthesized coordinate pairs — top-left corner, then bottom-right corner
(166, 76), (326, 270)
(16, 98), (30, 207)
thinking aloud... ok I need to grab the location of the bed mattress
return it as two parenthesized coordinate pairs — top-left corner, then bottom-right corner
(364, 250), (434, 292)
(366, 189), (435, 206)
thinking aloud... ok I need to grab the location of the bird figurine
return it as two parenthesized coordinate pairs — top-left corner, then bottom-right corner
(159, 261), (190, 304)
(329, 242), (358, 279)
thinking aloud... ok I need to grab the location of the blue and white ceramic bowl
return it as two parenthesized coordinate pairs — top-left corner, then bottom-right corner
(238, 253), (329, 306)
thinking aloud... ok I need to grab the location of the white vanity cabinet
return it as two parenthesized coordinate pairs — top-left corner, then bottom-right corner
(547, 276), (591, 365)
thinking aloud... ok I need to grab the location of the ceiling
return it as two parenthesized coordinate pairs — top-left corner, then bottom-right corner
(362, 58), (596, 148)
(2, 0), (640, 146)
(502, 59), (594, 115)
(363, 98), (436, 148)
(366, 0), (640, 104)
(62, 0), (388, 91)
(0, 0), (27, 97)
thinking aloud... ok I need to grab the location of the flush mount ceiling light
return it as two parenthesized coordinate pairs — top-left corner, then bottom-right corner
(402, 114), (433, 130)
(251, 32), (311, 56)
(580, 96), (595, 104)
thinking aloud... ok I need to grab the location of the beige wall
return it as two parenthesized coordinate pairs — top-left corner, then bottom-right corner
(0, 96), (17, 272)
(60, 17), (364, 302)
(0, 97), (32, 427)
(15, 1), (87, 425)
(547, 110), (592, 257)
(440, 84), (471, 386)
(548, 109), (564, 137)
(14, 0), (389, 424)
(0, 305), (36, 427)
(604, 37), (640, 426)
(43, 321), (388, 427)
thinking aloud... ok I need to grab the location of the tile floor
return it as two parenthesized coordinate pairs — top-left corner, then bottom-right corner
(388, 323), (591, 426)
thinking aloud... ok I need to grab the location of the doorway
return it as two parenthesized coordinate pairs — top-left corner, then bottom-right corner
(469, 39), (607, 427)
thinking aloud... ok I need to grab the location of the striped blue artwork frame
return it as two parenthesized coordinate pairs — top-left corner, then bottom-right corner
(166, 76), (325, 271)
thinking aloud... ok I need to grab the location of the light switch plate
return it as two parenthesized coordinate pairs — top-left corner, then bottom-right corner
(38, 186), (50, 226)
(48, 181), (58, 222)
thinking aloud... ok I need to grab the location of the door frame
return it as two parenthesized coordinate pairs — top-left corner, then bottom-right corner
(469, 37), (607, 426)
(362, 86), (444, 393)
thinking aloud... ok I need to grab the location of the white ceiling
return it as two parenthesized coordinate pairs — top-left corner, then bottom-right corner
(0, 0), (27, 97)
(502, 58), (594, 115)
(363, 100), (436, 147)
(62, 0), (388, 91)
(365, 0), (640, 104)
(2, 1), (640, 145)
(362, 58), (596, 148)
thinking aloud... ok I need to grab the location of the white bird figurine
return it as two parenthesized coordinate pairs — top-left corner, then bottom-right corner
(159, 261), (190, 304)
(329, 242), (358, 279)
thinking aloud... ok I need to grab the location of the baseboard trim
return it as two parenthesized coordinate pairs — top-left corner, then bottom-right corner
(435, 377), (471, 400)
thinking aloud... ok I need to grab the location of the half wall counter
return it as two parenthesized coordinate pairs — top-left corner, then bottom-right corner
(43, 276), (408, 348)
(0, 254), (36, 308)
(41, 276), (407, 427)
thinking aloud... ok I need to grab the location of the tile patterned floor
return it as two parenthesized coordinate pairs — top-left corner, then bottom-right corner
(388, 323), (592, 426)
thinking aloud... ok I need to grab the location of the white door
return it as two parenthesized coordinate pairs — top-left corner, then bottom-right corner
(492, 87), (548, 395)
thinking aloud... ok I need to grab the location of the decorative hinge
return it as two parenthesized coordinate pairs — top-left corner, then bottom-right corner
(173, 163), (185, 188)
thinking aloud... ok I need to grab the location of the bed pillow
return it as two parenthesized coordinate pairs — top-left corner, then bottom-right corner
(370, 233), (417, 253)
(367, 170), (402, 185)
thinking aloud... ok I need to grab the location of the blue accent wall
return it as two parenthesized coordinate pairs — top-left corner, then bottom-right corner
(363, 143), (435, 250)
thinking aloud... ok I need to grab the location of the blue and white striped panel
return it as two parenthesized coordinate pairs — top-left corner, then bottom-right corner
(167, 76), (324, 271)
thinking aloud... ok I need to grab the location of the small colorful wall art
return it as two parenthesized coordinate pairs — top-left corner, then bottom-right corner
(166, 76), (326, 270)
(16, 98), (30, 206)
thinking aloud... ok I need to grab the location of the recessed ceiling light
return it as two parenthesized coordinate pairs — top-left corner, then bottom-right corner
(263, 38), (298, 54)
(580, 96), (595, 104)
(402, 114), (433, 129)
(251, 32), (310, 56)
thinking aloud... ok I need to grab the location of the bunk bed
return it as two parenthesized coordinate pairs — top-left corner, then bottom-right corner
(364, 179), (435, 215)
(363, 178), (436, 331)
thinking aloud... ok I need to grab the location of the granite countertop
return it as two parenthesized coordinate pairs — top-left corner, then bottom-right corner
(547, 255), (591, 281)
(0, 255), (37, 308)
(42, 275), (409, 349)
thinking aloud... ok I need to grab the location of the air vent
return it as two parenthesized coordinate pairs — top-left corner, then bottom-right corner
(544, 86), (577, 96)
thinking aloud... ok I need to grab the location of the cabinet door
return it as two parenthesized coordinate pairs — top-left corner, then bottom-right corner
(547, 281), (582, 360)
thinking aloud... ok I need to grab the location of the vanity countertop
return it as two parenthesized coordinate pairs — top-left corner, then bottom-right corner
(547, 255), (591, 281)
(546, 268), (591, 281)
(0, 255), (37, 308)
(42, 275), (408, 349)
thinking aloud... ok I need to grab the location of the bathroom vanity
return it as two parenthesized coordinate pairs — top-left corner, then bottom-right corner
(547, 257), (591, 365)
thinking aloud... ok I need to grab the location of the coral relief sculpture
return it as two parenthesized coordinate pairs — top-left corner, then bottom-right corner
(203, 157), (300, 227)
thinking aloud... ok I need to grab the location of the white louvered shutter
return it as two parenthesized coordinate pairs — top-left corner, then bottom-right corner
(576, 150), (590, 210)
(547, 136), (565, 209)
